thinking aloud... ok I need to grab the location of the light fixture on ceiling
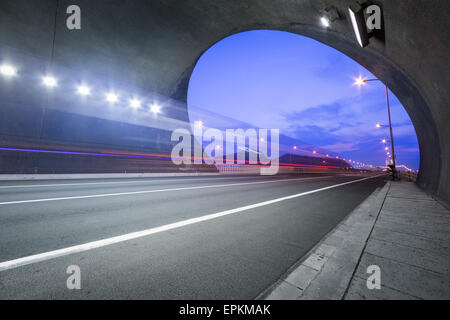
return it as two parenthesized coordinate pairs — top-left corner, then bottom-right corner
(0, 64), (17, 77)
(349, 3), (369, 47)
(42, 76), (58, 87)
(348, 2), (384, 48)
(150, 103), (162, 115)
(105, 92), (119, 103)
(77, 84), (91, 96)
(129, 98), (142, 109)
(320, 6), (340, 28)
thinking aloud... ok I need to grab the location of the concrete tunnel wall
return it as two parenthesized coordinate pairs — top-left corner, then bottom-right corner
(0, 0), (448, 202)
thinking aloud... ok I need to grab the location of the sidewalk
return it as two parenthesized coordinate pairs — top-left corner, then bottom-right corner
(264, 180), (450, 300)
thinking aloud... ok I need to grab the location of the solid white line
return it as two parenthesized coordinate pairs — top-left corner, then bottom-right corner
(0, 175), (264, 189)
(0, 174), (385, 271)
(0, 176), (331, 206)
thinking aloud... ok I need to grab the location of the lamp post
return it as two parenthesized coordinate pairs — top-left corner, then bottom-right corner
(290, 146), (297, 164)
(355, 77), (397, 170)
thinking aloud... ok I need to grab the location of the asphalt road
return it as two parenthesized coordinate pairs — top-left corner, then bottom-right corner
(0, 173), (387, 299)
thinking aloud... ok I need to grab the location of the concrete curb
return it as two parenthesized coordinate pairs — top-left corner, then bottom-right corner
(0, 172), (221, 181)
(262, 181), (390, 300)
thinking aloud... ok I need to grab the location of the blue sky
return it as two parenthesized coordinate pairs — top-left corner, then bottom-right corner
(187, 30), (420, 170)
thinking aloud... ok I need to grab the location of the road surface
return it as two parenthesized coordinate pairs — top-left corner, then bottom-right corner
(0, 173), (387, 299)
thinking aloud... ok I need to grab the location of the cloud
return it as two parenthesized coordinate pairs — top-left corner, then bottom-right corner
(320, 142), (360, 152)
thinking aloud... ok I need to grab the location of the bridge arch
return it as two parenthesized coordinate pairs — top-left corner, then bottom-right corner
(173, 23), (440, 196)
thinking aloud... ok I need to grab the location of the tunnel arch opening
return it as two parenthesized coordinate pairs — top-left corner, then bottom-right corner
(177, 26), (440, 192)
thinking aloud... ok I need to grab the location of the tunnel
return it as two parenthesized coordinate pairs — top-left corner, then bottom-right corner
(0, 0), (448, 203)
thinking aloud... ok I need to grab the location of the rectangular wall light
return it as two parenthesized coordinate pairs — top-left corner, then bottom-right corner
(349, 3), (370, 48)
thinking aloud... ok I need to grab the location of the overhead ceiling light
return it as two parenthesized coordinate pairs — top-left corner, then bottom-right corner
(0, 64), (17, 77)
(42, 76), (57, 87)
(320, 17), (330, 27)
(320, 6), (340, 28)
(349, 3), (369, 47)
(129, 98), (141, 109)
(105, 92), (118, 103)
(77, 85), (91, 96)
(150, 103), (162, 114)
(195, 120), (204, 128)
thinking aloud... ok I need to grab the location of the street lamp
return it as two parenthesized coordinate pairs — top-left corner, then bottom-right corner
(354, 76), (397, 171)
(290, 146), (298, 164)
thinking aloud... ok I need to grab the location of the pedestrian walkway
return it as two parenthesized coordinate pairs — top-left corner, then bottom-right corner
(264, 180), (450, 300)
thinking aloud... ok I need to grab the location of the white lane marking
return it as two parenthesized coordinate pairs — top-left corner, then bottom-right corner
(0, 174), (385, 271)
(0, 175), (269, 189)
(0, 176), (332, 206)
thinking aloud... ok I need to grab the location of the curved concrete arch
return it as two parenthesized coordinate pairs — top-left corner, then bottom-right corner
(174, 27), (442, 200)
(0, 0), (448, 202)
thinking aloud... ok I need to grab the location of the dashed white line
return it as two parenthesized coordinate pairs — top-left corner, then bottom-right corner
(0, 174), (385, 271)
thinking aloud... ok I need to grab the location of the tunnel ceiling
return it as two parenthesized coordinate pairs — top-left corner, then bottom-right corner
(0, 0), (449, 202)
